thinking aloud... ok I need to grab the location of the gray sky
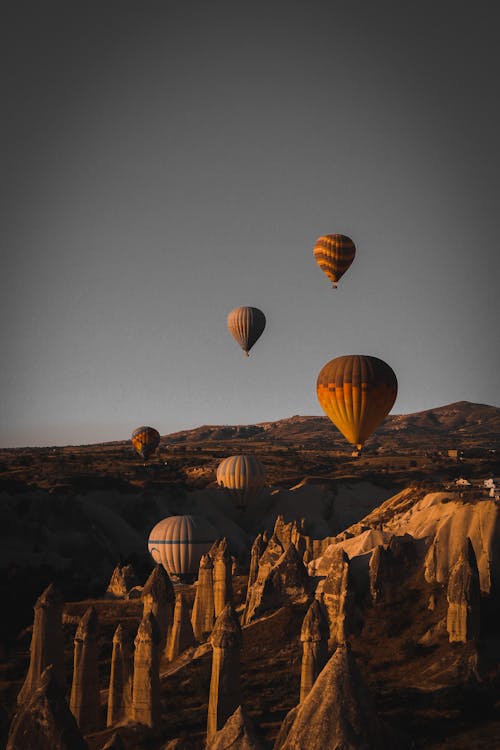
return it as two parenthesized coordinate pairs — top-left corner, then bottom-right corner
(1, 1), (499, 447)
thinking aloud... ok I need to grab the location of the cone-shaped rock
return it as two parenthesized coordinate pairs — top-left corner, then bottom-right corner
(100, 731), (125, 749)
(274, 644), (387, 750)
(142, 564), (175, 653)
(7, 665), (88, 750)
(321, 547), (353, 648)
(447, 538), (481, 643)
(106, 564), (139, 599)
(207, 604), (242, 742)
(106, 624), (133, 727)
(192, 553), (215, 642)
(300, 599), (329, 703)
(213, 542), (233, 618)
(70, 606), (100, 734)
(17, 583), (64, 705)
(132, 611), (161, 728)
(166, 590), (196, 661)
(207, 705), (265, 750)
(248, 534), (266, 589)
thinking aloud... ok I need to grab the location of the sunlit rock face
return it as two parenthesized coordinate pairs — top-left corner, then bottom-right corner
(319, 547), (354, 649)
(206, 705), (265, 750)
(207, 604), (242, 742)
(132, 611), (161, 728)
(105, 564), (139, 599)
(142, 564), (175, 653)
(446, 538), (481, 643)
(191, 553), (215, 642)
(8, 666), (88, 750)
(166, 590), (196, 661)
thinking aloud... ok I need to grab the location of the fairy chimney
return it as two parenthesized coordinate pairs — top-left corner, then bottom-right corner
(166, 590), (196, 661)
(142, 564), (175, 653)
(106, 564), (139, 599)
(321, 547), (353, 648)
(191, 553), (216, 642)
(17, 583), (64, 705)
(132, 611), (161, 728)
(300, 599), (329, 703)
(206, 705), (265, 750)
(213, 541), (234, 619)
(70, 606), (100, 733)
(207, 604), (242, 742)
(447, 538), (481, 643)
(106, 624), (133, 727)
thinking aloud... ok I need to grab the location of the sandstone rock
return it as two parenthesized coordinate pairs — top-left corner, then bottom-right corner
(320, 547), (353, 648)
(274, 644), (387, 750)
(191, 553), (215, 642)
(142, 564), (175, 652)
(106, 564), (139, 599)
(8, 665), (88, 750)
(17, 583), (65, 705)
(101, 731), (125, 749)
(70, 606), (100, 733)
(248, 534), (266, 590)
(300, 599), (328, 702)
(213, 541), (233, 618)
(273, 516), (307, 557)
(207, 604), (242, 742)
(206, 705), (265, 750)
(166, 590), (196, 661)
(106, 624), (133, 727)
(446, 538), (480, 643)
(369, 534), (419, 603)
(132, 611), (161, 728)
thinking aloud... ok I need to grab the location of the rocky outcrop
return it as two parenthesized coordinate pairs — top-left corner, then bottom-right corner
(274, 644), (387, 750)
(106, 624), (133, 727)
(132, 612), (161, 728)
(446, 538), (481, 643)
(70, 606), (100, 734)
(300, 599), (328, 702)
(206, 705), (265, 750)
(191, 553), (215, 642)
(273, 516), (308, 558)
(105, 564), (139, 599)
(142, 564), (175, 653)
(248, 534), (266, 591)
(207, 604), (242, 742)
(17, 583), (64, 705)
(8, 665), (88, 750)
(369, 534), (419, 603)
(244, 544), (310, 625)
(166, 590), (196, 661)
(320, 547), (353, 648)
(213, 541), (233, 618)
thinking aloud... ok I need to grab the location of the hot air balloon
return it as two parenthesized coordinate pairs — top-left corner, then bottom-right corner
(148, 515), (217, 581)
(316, 355), (398, 450)
(313, 234), (356, 288)
(131, 426), (160, 460)
(227, 307), (266, 356)
(216, 454), (265, 510)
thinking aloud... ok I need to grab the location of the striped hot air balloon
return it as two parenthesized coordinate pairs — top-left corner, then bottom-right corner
(216, 454), (265, 510)
(227, 306), (266, 356)
(313, 234), (356, 288)
(316, 355), (398, 450)
(131, 426), (160, 460)
(148, 515), (217, 581)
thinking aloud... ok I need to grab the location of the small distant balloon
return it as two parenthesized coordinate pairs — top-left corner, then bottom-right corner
(148, 515), (217, 580)
(216, 454), (265, 510)
(316, 355), (398, 450)
(313, 234), (356, 288)
(227, 306), (266, 356)
(131, 426), (160, 460)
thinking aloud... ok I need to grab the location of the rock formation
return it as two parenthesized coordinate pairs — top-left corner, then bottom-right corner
(70, 606), (100, 734)
(207, 604), (242, 742)
(191, 553), (215, 642)
(300, 599), (329, 702)
(213, 541), (233, 618)
(105, 564), (139, 599)
(248, 533), (266, 590)
(106, 624), (133, 727)
(369, 534), (419, 603)
(100, 731), (125, 749)
(142, 564), (175, 653)
(8, 665), (88, 750)
(320, 547), (353, 648)
(17, 583), (64, 705)
(273, 515), (308, 558)
(166, 590), (196, 661)
(132, 611), (161, 728)
(446, 538), (481, 643)
(206, 705), (265, 750)
(274, 644), (387, 750)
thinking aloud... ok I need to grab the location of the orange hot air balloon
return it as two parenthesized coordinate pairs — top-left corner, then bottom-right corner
(227, 307), (266, 356)
(313, 234), (356, 288)
(131, 426), (160, 460)
(316, 355), (397, 450)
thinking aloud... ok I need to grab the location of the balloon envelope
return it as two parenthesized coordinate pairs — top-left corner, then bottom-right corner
(316, 355), (398, 449)
(148, 515), (217, 580)
(313, 234), (356, 288)
(216, 454), (265, 509)
(227, 307), (266, 356)
(131, 426), (160, 460)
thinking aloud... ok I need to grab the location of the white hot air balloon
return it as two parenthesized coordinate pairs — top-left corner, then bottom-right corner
(216, 454), (265, 510)
(148, 515), (217, 581)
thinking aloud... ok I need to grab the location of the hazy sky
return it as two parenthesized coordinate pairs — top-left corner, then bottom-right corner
(1, 2), (499, 447)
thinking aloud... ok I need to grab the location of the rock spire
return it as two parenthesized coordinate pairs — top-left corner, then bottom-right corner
(166, 590), (196, 661)
(106, 624), (133, 727)
(213, 540), (234, 618)
(300, 599), (329, 702)
(321, 547), (353, 648)
(69, 606), (101, 734)
(206, 705), (265, 750)
(131, 611), (161, 728)
(142, 564), (175, 654)
(191, 553), (215, 642)
(207, 604), (242, 742)
(447, 538), (481, 643)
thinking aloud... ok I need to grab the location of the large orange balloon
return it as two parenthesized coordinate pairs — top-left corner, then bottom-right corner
(313, 234), (356, 288)
(316, 355), (397, 449)
(131, 426), (160, 460)
(227, 307), (266, 356)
